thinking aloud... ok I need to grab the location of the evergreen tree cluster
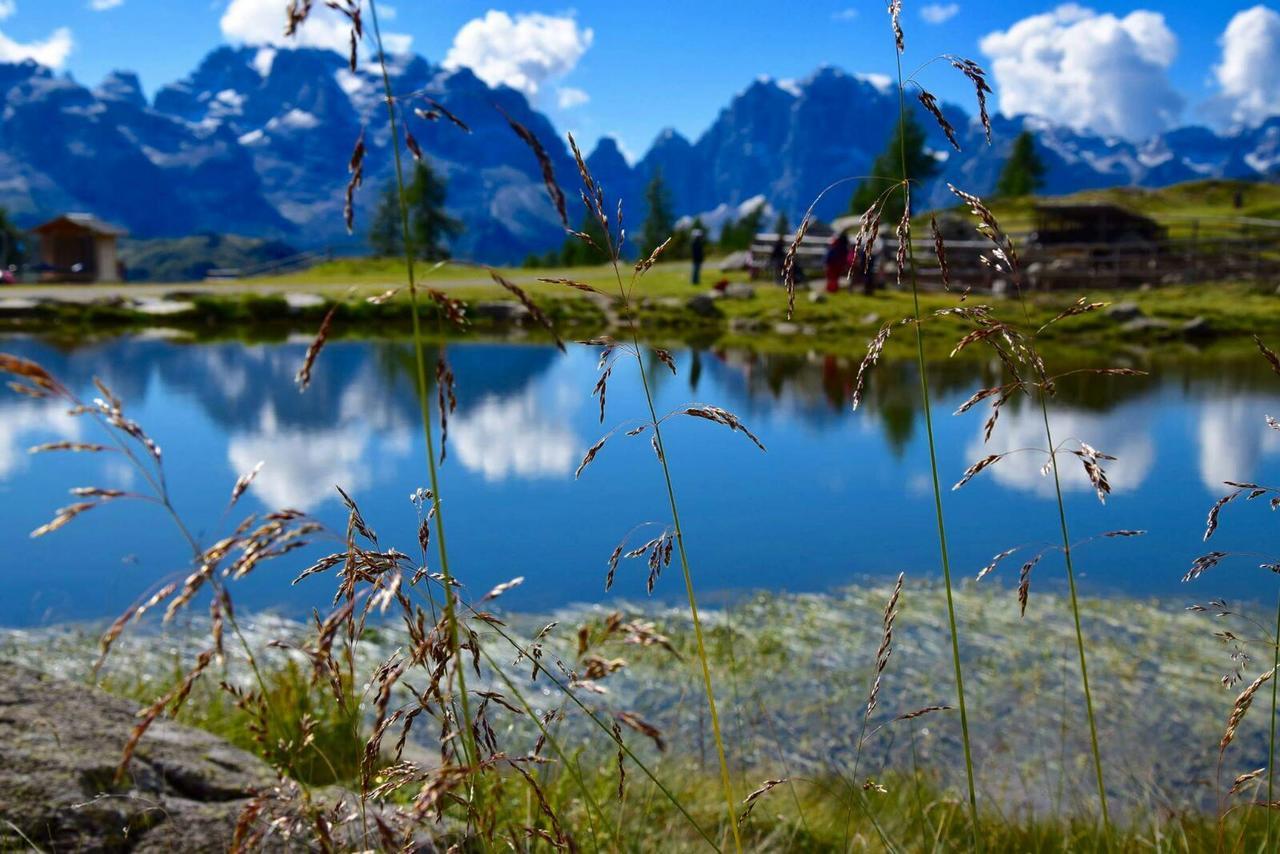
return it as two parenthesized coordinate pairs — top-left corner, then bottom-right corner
(369, 161), (463, 260)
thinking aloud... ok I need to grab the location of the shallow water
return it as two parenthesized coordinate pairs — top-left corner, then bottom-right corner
(2, 332), (1279, 626)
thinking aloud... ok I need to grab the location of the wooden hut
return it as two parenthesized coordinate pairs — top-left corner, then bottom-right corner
(32, 213), (126, 283)
(1030, 201), (1166, 246)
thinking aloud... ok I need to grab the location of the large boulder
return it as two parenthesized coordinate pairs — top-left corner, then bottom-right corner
(0, 659), (276, 852)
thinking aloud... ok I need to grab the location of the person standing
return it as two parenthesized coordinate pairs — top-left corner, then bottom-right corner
(825, 232), (850, 294)
(690, 229), (706, 285)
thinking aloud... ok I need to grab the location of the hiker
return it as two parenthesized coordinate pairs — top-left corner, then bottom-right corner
(690, 229), (705, 284)
(825, 232), (850, 294)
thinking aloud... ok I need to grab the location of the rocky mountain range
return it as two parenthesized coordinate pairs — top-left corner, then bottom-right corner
(2, 48), (1280, 263)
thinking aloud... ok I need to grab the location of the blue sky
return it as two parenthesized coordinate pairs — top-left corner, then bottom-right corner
(3, 1), (1280, 157)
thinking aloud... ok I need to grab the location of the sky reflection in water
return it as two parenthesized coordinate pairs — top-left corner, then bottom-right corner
(2, 333), (1279, 626)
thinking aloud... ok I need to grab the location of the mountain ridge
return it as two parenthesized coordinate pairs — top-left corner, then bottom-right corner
(2, 49), (1278, 263)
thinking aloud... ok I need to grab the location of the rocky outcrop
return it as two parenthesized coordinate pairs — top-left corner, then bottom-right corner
(0, 660), (275, 852)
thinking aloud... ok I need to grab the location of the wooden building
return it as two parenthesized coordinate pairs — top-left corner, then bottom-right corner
(32, 213), (126, 283)
(1030, 201), (1166, 246)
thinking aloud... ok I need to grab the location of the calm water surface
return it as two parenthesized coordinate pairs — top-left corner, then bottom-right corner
(2, 333), (1279, 626)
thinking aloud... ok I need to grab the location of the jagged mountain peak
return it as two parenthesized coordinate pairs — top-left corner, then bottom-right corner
(95, 71), (147, 109)
(3, 49), (1280, 266)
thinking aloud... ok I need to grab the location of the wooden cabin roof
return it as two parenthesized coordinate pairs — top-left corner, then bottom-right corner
(31, 213), (127, 237)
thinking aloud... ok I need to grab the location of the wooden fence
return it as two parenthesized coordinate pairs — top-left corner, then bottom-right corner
(749, 215), (1280, 291)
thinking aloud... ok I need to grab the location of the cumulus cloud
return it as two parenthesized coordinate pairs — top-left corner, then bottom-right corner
(0, 1), (15, 21)
(89, 0), (123, 10)
(920, 3), (959, 24)
(0, 400), (81, 479)
(556, 86), (589, 109)
(221, 0), (411, 55)
(962, 403), (1154, 499)
(1213, 5), (1280, 127)
(443, 11), (592, 97)
(1195, 395), (1280, 491)
(980, 4), (1183, 139)
(451, 390), (578, 482)
(0, 25), (72, 68)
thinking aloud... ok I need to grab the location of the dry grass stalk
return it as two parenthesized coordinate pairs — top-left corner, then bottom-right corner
(435, 356), (456, 463)
(946, 57), (993, 141)
(739, 778), (789, 824)
(1222, 667), (1277, 753)
(344, 131), (365, 233)
(918, 90), (959, 150)
(888, 0), (904, 52)
(851, 321), (895, 411)
(681, 405), (766, 451)
(295, 302), (337, 391)
(866, 573), (904, 719)
(930, 214), (950, 290)
(501, 109), (568, 228)
(488, 271), (565, 351)
(229, 461), (263, 509)
(1231, 767), (1267, 795)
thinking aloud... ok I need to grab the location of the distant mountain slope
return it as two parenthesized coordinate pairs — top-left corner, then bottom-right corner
(2, 50), (1279, 264)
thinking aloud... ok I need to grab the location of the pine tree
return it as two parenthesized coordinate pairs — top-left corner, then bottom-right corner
(718, 203), (766, 252)
(849, 114), (939, 222)
(369, 184), (402, 257)
(995, 131), (1046, 198)
(558, 211), (611, 267)
(772, 211), (790, 238)
(639, 169), (675, 256)
(404, 161), (463, 260)
(0, 208), (26, 269)
(368, 162), (463, 259)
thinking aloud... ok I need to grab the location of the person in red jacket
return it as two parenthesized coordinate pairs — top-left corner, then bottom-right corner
(824, 232), (850, 294)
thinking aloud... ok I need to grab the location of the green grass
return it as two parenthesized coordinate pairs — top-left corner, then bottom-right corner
(945, 178), (1280, 239)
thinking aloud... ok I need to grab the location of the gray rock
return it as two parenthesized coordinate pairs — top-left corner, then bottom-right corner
(728, 317), (766, 333)
(0, 660), (274, 852)
(860, 312), (881, 326)
(471, 301), (532, 324)
(1106, 301), (1144, 322)
(721, 282), (756, 300)
(807, 291), (827, 304)
(0, 297), (42, 311)
(283, 292), (326, 310)
(773, 321), (801, 336)
(686, 293), (723, 318)
(1121, 317), (1173, 336)
(131, 298), (196, 316)
(1181, 316), (1214, 338)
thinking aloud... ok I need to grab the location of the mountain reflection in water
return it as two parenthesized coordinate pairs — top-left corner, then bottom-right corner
(1, 333), (1279, 626)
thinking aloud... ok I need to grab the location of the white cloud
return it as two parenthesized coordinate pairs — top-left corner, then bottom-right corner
(0, 400), (81, 480)
(920, 3), (959, 24)
(556, 86), (589, 109)
(980, 4), (1183, 140)
(832, 8), (858, 21)
(451, 390), (578, 482)
(1213, 5), (1280, 127)
(962, 403), (1154, 499)
(0, 25), (72, 68)
(0, 1), (15, 21)
(89, 0), (124, 10)
(220, 0), (411, 56)
(443, 11), (593, 97)
(1196, 395), (1280, 491)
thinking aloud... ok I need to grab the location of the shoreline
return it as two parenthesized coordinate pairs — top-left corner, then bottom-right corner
(3, 268), (1279, 359)
(0, 579), (1250, 818)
